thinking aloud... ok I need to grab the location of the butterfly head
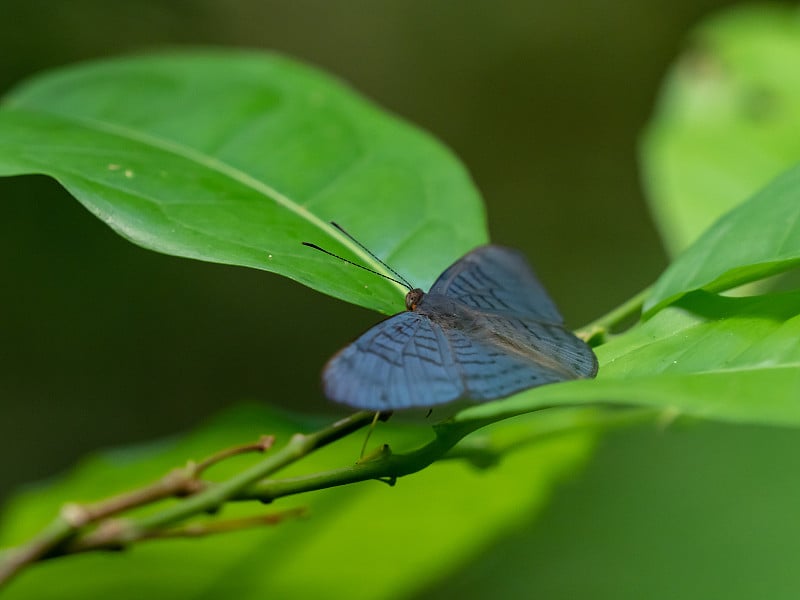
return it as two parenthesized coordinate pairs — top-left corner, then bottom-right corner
(405, 288), (425, 311)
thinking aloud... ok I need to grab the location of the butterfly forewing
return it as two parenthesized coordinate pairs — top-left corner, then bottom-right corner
(429, 245), (563, 323)
(323, 312), (463, 410)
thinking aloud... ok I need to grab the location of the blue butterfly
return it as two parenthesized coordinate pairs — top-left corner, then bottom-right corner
(323, 245), (598, 413)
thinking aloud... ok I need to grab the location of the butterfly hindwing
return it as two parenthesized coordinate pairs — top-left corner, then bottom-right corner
(323, 311), (464, 410)
(436, 327), (557, 401)
(429, 245), (563, 323)
(481, 312), (597, 377)
(435, 312), (598, 402)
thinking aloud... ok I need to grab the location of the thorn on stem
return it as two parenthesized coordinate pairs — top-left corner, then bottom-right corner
(60, 503), (91, 528)
(357, 443), (392, 465)
(258, 435), (276, 451)
(178, 479), (204, 497)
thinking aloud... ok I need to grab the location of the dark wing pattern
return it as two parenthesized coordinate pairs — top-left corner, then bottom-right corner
(439, 313), (597, 402)
(324, 310), (598, 410)
(429, 245), (563, 323)
(323, 312), (464, 410)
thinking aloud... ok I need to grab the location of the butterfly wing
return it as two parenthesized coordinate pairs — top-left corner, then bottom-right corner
(323, 311), (464, 411)
(429, 245), (563, 323)
(324, 245), (597, 411)
(439, 312), (598, 401)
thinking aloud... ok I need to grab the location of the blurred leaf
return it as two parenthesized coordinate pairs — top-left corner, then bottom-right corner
(641, 4), (800, 255)
(644, 164), (800, 315)
(459, 290), (800, 428)
(0, 405), (593, 599)
(423, 422), (800, 600)
(0, 51), (487, 314)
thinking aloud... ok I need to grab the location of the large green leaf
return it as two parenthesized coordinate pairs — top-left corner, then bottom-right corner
(0, 51), (487, 314)
(0, 405), (592, 599)
(459, 290), (800, 428)
(425, 422), (800, 600)
(644, 164), (800, 315)
(641, 4), (800, 255)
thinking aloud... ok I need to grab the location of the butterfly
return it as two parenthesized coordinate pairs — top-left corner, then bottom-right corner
(322, 244), (598, 414)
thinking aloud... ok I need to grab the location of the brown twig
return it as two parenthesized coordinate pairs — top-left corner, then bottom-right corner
(194, 435), (276, 475)
(60, 434), (277, 528)
(0, 433), (280, 589)
(0, 405), (649, 589)
(66, 507), (308, 554)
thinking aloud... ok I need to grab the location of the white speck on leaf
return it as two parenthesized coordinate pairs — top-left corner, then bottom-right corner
(107, 164), (120, 170)
(124, 169), (134, 178)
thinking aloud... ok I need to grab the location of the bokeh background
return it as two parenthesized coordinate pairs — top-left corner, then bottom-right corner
(4, 1), (799, 598)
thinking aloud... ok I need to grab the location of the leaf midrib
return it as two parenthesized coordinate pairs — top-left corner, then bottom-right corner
(15, 105), (409, 296)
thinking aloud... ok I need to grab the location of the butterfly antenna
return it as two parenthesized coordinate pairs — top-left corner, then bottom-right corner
(302, 242), (413, 290)
(329, 221), (415, 290)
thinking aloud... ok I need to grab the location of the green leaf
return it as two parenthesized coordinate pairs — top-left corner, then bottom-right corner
(430, 422), (800, 599)
(641, 4), (800, 255)
(459, 290), (800, 428)
(0, 405), (593, 599)
(643, 164), (800, 315)
(0, 51), (487, 314)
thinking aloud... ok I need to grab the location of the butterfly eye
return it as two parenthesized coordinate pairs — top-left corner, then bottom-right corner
(405, 289), (424, 311)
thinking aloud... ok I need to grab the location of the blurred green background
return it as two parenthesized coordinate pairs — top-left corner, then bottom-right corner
(4, 1), (798, 598)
